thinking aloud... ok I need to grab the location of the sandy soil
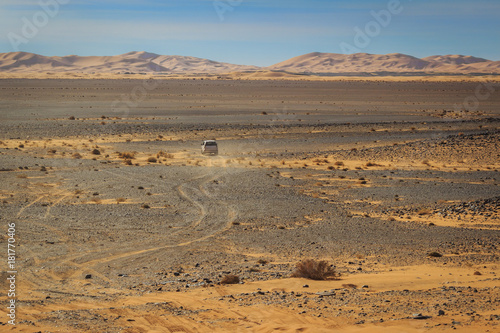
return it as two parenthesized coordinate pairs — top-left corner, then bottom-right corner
(0, 79), (499, 332)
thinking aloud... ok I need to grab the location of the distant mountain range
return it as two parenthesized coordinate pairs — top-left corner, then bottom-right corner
(1, 51), (499, 75)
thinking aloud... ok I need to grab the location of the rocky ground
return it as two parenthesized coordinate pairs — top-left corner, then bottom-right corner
(0, 78), (499, 332)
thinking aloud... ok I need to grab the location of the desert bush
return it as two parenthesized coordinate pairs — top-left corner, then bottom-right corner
(141, 204), (150, 209)
(157, 151), (174, 159)
(119, 152), (135, 159)
(91, 149), (101, 155)
(16, 174), (28, 179)
(68, 116), (75, 120)
(72, 153), (82, 159)
(147, 157), (157, 163)
(221, 275), (240, 285)
(428, 252), (442, 258)
(47, 149), (57, 154)
(291, 259), (339, 280)
(116, 198), (126, 204)
(124, 159), (133, 165)
(334, 161), (344, 166)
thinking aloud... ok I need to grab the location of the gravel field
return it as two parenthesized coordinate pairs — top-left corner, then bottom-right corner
(0, 79), (499, 332)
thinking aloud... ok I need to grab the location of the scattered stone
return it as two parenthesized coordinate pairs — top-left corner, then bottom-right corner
(413, 313), (431, 320)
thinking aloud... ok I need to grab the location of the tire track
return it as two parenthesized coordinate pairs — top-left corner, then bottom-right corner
(64, 168), (239, 279)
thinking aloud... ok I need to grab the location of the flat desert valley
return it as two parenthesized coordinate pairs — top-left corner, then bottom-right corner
(1, 77), (499, 332)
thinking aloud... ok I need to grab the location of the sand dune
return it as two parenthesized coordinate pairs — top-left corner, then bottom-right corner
(0, 51), (499, 75)
(0, 51), (260, 74)
(267, 52), (500, 74)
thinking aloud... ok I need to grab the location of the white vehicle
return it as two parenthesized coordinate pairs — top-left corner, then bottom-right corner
(201, 140), (218, 155)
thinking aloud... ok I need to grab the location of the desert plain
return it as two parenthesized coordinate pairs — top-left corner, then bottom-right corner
(0, 77), (499, 332)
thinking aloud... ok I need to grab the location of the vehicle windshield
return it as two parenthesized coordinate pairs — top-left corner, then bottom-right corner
(205, 142), (217, 146)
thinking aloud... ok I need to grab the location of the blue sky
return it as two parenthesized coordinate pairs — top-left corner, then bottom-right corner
(1, 0), (499, 66)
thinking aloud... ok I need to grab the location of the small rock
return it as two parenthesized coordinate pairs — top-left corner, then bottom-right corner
(413, 313), (431, 320)
(85, 274), (92, 279)
(316, 291), (336, 297)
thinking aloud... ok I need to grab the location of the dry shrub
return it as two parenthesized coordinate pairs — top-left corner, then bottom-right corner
(116, 197), (126, 204)
(124, 159), (133, 165)
(141, 204), (150, 209)
(147, 157), (157, 163)
(91, 149), (101, 155)
(157, 151), (174, 159)
(473, 271), (482, 276)
(72, 153), (82, 159)
(16, 174), (28, 179)
(68, 116), (75, 120)
(119, 152), (135, 159)
(291, 259), (339, 280)
(221, 275), (240, 285)
(47, 149), (57, 154)
(334, 161), (344, 166)
(428, 252), (442, 258)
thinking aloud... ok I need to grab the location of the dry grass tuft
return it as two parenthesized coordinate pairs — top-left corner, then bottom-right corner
(291, 259), (339, 280)
(220, 275), (240, 285)
(157, 151), (174, 159)
(119, 152), (135, 159)
(16, 174), (28, 179)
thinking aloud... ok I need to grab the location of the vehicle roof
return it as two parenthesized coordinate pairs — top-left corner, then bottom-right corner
(203, 140), (217, 143)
